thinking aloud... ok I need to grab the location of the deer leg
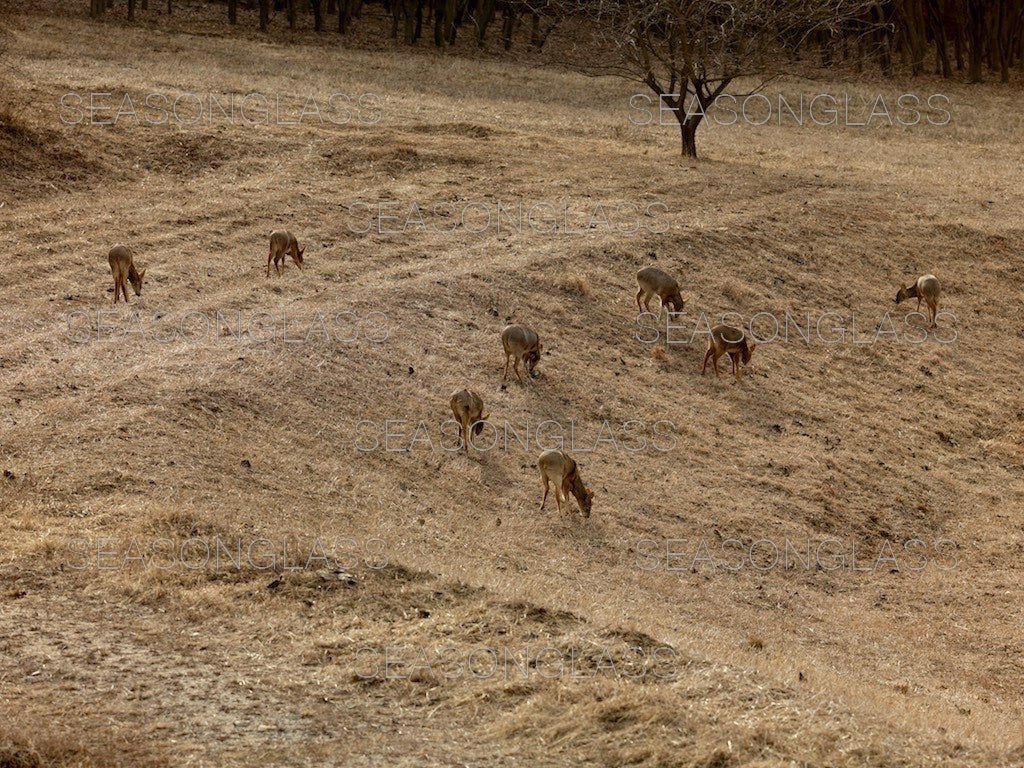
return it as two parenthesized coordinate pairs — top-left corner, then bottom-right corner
(563, 478), (576, 515)
(513, 356), (524, 384)
(503, 352), (511, 380)
(635, 287), (644, 312)
(702, 347), (713, 374)
(540, 477), (549, 509)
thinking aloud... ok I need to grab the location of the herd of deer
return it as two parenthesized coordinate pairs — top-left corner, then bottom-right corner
(105, 234), (943, 522)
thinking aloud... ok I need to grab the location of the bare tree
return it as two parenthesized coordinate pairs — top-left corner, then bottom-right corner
(556, 0), (877, 157)
(965, 0), (987, 81)
(338, 0), (365, 31)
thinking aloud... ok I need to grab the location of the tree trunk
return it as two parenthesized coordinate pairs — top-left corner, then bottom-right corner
(260, 0), (269, 29)
(128, 0), (135, 19)
(501, 6), (517, 50)
(679, 118), (698, 158)
(966, 0), (986, 82)
(401, 0), (416, 43)
(532, 14), (556, 49)
(903, 0), (927, 75)
(992, 0), (1013, 83)
(474, 0), (493, 46)
(311, 0), (322, 29)
(287, 0), (296, 29)
(453, 0), (467, 27)
(819, 28), (833, 67)
(228, 0), (237, 23)
(925, 0), (951, 77)
(445, 0), (457, 44)
(872, 1), (894, 76)
(433, 0), (445, 45)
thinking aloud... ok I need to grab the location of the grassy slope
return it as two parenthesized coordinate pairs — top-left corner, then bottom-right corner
(1, 4), (1023, 766)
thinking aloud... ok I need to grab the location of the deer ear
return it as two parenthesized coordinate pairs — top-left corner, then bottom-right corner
(139, 270), (146, 280)
(480, 412), (489, 421)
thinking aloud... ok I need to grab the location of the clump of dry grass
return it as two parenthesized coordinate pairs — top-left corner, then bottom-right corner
(720, 278), (757, 306)
(368, 142), (418, 161)
(556, 272), (591, 296)
(0, 724), (166, 768)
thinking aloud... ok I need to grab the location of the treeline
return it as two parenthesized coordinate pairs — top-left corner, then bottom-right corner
(87, 0), (558, 51)
(804, 0), (1024, 82)
(86, 0), (1024, 83)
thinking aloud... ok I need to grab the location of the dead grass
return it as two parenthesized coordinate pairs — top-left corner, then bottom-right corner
(0, 1), (1023, 766)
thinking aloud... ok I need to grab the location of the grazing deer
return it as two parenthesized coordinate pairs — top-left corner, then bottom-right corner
(895, 274), (941, 328)
(501, 325), (543, 383)
(267, 230), (305, 276)
(108, 245), (145, 305)
(702, 324), (757, 378)
(538, 449), (593, 518)
(449, 389), (489, 453)
(635, 267), (685, 317)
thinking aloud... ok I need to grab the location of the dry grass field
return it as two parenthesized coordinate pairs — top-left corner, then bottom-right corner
(1, 2), (1024, 766)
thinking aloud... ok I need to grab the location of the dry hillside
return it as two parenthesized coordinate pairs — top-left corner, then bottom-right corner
(1, 2), (1023, 766)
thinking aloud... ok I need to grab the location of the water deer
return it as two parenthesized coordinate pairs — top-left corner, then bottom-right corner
(702, 324), (756, 378)
(108, 245), (145, 305)
(267, 230), (305, 276)
(635, 267), (684, 318)
(895, 274), (941, 328)
(538, 449), (593, 518)
(449, 389), (489, 453)
(501, 325), (543, 383)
